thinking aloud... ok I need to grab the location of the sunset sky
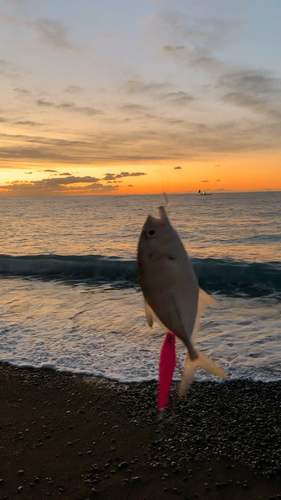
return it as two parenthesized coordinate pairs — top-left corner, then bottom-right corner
(1, 0), (281, 195)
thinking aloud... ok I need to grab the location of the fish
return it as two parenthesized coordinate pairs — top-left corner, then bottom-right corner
(137, 205), (228, 395)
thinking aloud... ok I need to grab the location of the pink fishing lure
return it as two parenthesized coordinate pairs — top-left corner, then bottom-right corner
(158, 332), (176, 412)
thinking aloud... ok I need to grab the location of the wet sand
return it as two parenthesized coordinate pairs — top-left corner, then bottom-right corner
(0, 363), (280, 499)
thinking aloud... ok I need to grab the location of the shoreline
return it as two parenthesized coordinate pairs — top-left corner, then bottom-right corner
(0, 363), (280, 499)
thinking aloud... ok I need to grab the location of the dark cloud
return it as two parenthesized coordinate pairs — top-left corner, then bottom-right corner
(41, 169), (58, 173)
(32, 18), (81, 52)
(36, 99), (53, 107)
(60, 172), (71, 176)
(162, 45), (224, 73)
(152, 12), (241, 49)
(159, 13), (243, 71)
(0, 175), (119, 196)
(201, 180), (209, 182)
(57, 102), (101, 116)
(121, 104), (148, 113)
(115, 172), (147, 178)
(103, 173), (116, 181)
(174, 166), (182, 169)
(15, 120), (40, 126)
(122, 79), (169, 94)
(120, 110), (164, 124)
(0, 117), (8, 123)
(156, 13), (242, 74)
(217, 179), (220, 181)
(0, 58), (20, 78)
(14, 88), (30, 96)
(162, 45), (185, 54)
(0, 130), (168, 164)
(103, 172), (147, 180)
(161, 91), (195, 105)
(221, 69), (280, 95)
(65, 85), (83, 94)
(1, 10), (81, 52)
(1, 115), (281, 169)
(127, 184), (134, 187)
(36, 98), (102, 116)
(33, 175), (100, 186)
(25, 171), (32, 174)
(187, 49), (224, 72)
(219, 69), (281, 120)
(115, 172), (127, 179)
(0, 59), (10, 73)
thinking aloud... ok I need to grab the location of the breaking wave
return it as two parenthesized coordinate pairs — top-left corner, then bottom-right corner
(0, 254), (137, 283)
(0, 254), (281, 296)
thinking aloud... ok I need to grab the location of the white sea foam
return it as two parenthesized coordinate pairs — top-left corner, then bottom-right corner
(0, 278), (280, 382)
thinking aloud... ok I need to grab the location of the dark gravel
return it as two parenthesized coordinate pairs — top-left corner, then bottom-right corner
(0, 363), (280, 500)
(115, 380), (281, 476)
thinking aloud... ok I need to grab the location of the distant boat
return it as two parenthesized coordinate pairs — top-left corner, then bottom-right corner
(198, 190), (212, 195)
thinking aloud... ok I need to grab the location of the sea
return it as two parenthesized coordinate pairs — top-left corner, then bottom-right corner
(0, 192), (281, 383)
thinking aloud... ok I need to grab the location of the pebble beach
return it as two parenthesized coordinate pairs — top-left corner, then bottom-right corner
(0, 363), (280, 500)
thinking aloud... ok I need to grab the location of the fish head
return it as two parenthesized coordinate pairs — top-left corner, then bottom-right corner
(138, 206), (176, 258)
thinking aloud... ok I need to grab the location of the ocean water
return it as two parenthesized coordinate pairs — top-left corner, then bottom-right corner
(0, 192), (281, 382)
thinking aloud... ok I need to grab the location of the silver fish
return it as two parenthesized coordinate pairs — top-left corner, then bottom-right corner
(137, 205), (228, 395)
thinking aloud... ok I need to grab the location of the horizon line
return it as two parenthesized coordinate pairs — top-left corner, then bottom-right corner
(0, 189), (281, 198)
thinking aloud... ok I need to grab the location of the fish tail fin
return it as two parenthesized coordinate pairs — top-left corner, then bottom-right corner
(196, 351), (228, 379)
(179, 350), (228, 397)
(178, 356), (198, 396)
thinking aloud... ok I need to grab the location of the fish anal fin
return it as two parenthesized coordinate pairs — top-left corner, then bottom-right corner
(198, 288), (217, 315)
(179, 350), (228, 396)
(189, 289), (217, 341)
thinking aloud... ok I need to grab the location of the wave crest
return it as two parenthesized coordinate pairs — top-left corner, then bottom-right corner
(1, 254), (281, 296)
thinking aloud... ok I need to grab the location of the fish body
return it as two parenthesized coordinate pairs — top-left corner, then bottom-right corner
(138, 205), (227, 394)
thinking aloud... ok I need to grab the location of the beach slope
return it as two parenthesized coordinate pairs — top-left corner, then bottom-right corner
(0, 364), (280, 499)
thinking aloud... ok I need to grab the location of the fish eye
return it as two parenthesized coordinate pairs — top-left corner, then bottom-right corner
(146, 228), (156, 238)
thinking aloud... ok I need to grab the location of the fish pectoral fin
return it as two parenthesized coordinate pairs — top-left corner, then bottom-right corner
(144, 300), (154, 327)
(198, 288), (217, 315)
(144, 300), (167, 330)
(178, 350), (229, 397)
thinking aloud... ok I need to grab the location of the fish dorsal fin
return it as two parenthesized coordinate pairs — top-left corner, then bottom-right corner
(190, 289), (217, 340)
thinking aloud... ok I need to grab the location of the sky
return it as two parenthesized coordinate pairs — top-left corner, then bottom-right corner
(0, 0), (281, 196)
